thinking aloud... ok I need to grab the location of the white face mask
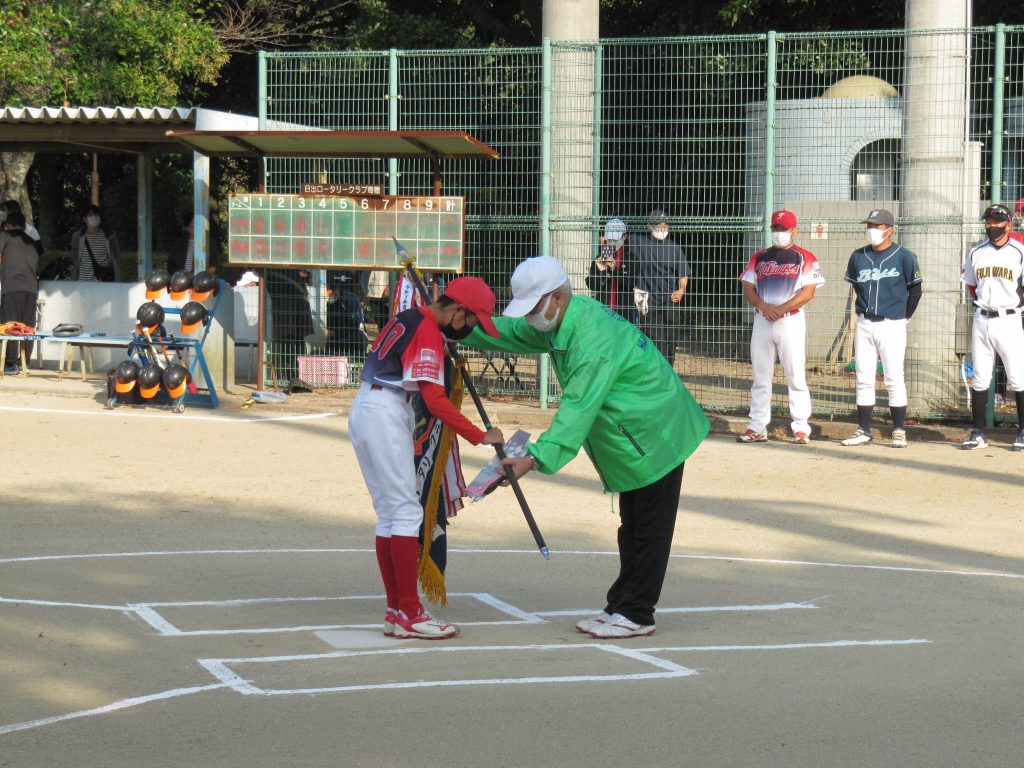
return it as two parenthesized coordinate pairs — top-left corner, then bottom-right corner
(525, 293), (562, 333)
(85, 215), (101, 228)
(770, 231), (792, 247)
(651, 230), (669, 241)
(866, 227), (887, 246)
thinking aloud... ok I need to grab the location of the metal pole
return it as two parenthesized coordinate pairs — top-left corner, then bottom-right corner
(592, 44), (603, 264)
(764, 31), (778, 249)
(389, 49), (399, 195)
(540, 39), (553, 409)
(987, 23), (1006, 427)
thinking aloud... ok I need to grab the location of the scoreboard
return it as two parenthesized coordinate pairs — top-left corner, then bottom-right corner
(228, 193), (465, 270)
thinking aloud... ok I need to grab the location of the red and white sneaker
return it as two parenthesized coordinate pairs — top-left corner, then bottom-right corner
(384, 608), (398, 637)
(737, 429), (768, 443)
(392, 609), (460, 639)
(587, 613), (656, 639)
(575, 611), (613, 633)
(794, 432), (811, 444)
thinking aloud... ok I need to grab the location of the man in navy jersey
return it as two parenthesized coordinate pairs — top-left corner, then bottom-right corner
(349, 276), (505, 638)
(840, 209), (923, 448)
(738, 210), (825, 444)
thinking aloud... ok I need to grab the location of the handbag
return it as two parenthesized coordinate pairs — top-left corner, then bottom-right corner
(83, 236), (115, 282)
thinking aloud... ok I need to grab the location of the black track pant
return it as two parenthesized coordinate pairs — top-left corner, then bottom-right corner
(604, 462), (685, 626)
(1, 291), (37, 365)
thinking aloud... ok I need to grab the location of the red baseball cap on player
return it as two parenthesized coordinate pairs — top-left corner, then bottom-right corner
(443, 276), (499, 337)
(771, 210), (798, 229)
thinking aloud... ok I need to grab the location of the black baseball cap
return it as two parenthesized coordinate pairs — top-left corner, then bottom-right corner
(862, 209), (895, 227)
(983, 204), (1011, 222)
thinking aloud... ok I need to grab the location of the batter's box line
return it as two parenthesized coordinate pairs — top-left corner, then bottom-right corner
(127, 592), (545, 637)
(196, 643), (698, 696)
(535, 600), (819, 618)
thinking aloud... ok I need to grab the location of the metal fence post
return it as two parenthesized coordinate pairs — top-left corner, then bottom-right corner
(763, 31), (777, 248)
(389, 49), (400, 195)
(539, 38), (553, 409)
(992, 23), (1006, 204)
(258, 51), (267, 130)
(592, 44), (603, 262)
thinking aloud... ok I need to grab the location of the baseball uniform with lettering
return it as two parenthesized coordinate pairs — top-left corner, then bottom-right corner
(962, 237), (1024, 391)
(844, 243), (923, 407)
(740, 245), (825, 435)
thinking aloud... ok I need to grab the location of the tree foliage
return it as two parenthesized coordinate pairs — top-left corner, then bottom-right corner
(0, 0), (227, 106)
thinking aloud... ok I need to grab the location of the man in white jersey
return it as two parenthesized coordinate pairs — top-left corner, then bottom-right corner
(738, 210), (825, 444)
(960, 204), (1024, 450)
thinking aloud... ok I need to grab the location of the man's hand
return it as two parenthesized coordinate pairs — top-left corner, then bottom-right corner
(670, 289), (685, 303)
(761, 303), (784, 322)
(498, 455), (533, 484)
(481, 427), (505, 446)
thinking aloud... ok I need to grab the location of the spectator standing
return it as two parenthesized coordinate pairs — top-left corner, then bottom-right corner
(586, 218), (633, 317)
(629, 209), (691, 364)
(1, 201), (40, 244)
(71, 204), (121, 282)
(738, 210), (825, 445)
(0, 211), (41, 373)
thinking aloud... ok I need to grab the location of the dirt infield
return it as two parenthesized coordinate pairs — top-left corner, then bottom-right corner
(0, 376), (1022, 767)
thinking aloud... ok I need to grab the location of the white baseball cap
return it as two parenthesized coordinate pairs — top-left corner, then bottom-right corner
(604, 219), (627, 241)
(503, 256), (569, 317)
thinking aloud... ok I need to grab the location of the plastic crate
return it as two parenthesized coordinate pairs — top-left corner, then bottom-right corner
(296, 355), (350, 386)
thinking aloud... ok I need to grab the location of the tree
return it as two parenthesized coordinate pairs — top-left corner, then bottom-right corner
(0, 0), (228, 223)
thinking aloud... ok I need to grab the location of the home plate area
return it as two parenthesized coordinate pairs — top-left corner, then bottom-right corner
(133, 591), (928, 695)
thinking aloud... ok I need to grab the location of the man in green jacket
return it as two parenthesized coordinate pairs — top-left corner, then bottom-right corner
(464, 256), (709, 638)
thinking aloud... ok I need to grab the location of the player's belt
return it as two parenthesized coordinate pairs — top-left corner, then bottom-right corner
(369, 382), (414, 402)
(974, 305), (1020, 318)
(858, 311), (889, 322)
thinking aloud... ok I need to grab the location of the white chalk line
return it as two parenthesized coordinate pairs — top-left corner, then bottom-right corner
(538, 601), (818, 617)
(129, 592), (543, 636)
(644, 638), (932, 653)
(0, 596), (131, 612)
(1, 547), (1019, 582)
(0, 404), (336, 423)
(197, 643), (698, 695)
(0, 683), (229, 736)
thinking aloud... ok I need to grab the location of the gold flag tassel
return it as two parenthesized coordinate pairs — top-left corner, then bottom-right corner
(418, 357), (466, 607)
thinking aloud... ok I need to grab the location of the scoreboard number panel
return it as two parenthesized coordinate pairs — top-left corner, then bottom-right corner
(228, 193), (465, 270)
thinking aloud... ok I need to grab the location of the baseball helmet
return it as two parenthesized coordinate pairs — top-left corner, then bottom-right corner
(162, 364), (189, 399)
(179, 301), (208, 334)
(138, 363), (163, 399)
(144, 269), (170, 300)
(169, 270), (193, 300)
(136, 301), (165, 334)
(190, 270), (217, 301)
(114, 360), (140, 394)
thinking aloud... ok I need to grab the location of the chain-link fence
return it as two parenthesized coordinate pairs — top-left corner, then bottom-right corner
(256, 26), (1024, 422)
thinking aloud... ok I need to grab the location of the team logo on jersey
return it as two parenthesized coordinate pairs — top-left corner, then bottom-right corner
(412, 348), (441, 379)
(755, 260), (800, 278)
(856, 267), (901, 282)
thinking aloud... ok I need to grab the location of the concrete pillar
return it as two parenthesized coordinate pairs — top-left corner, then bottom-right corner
(901, 0), (970, 413)
(193, 150), (210, 272)
(543, 0), (599, 290)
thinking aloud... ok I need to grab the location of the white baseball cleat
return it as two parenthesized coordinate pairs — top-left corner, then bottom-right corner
(575, 611), (613, 634)
(737, 429), (768, 443)
(1014, 429), (1024, 451)
(842, 429), (873, 446)
(587, 613), (655, 639)
(391, 609), (459, 639)
(961, 429), (988, 450)
(891, 429), (907, 448)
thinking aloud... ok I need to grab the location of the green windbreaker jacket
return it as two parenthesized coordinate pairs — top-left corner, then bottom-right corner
(465, 295), (710, 492)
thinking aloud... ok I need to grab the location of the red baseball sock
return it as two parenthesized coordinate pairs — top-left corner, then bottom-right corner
(390, 535), (423, 618)
(375, 536), (399, 610)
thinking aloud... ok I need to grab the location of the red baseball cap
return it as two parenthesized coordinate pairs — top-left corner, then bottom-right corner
(771, 210), (798, 229)
(443, 276), (499, 337)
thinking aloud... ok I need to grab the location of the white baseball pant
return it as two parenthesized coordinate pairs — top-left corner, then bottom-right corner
(970, 311), (1024, 392)
(348, 382), (424, 537)
(853, 317), (908, 407)
(748, 312), (812, 435)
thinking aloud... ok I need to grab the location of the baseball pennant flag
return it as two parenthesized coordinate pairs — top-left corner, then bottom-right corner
(392, 267), (467, 606)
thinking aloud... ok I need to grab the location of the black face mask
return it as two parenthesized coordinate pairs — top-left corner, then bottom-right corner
(442, 323), (474, 341)
(987, 226), (1008, 242)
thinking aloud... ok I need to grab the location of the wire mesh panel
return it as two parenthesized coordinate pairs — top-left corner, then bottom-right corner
(255, 28), (1024, 421)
